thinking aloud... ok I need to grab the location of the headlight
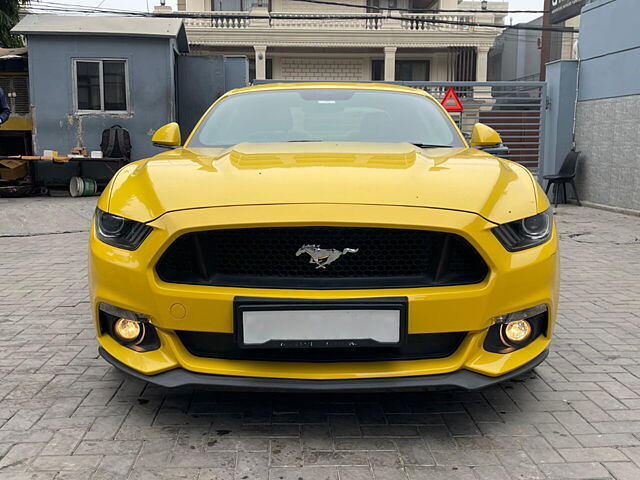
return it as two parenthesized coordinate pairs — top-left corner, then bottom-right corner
(492, 209), (553, 251)
(95, 208), (152, 250)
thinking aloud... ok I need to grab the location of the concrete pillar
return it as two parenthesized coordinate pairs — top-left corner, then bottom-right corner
(254, 45), (267, 80)
(439, 0), (457, 10)
(153, 4), (173, 13)
(476, 46), (490, 82)
(473, 46), (491, 98)
(185, 0), (207, 12)
(381, 10), (403, 30)
(384, 47), (397, 81)
(249, 5), (270, 28)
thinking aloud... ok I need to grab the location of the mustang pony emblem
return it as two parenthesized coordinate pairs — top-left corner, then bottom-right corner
(296, 245), (359, 269)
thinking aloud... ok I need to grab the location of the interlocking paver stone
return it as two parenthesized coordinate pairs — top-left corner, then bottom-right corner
(1, 199), (640, 479)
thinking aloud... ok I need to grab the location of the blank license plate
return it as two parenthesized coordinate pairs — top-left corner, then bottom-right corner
(240, 309), (401, 347)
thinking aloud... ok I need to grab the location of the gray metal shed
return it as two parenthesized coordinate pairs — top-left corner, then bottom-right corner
(12, 15), (189, 160)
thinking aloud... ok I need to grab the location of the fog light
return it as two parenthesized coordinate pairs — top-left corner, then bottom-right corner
(503, 320), (532, 344)
(113, 318), (142, 342)
(485, 305), (547, 354)
(98, 303), (160, 351)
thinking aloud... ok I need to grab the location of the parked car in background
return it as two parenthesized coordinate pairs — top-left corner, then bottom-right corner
(89, 83), (558, 391)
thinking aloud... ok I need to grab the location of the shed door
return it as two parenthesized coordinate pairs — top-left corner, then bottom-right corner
(177, 55), (225, 140)
(176, 55), (249, 140)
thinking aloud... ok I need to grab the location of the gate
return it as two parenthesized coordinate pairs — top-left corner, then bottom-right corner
(0, 74), (30, 116)
(398, 81), (547, 174)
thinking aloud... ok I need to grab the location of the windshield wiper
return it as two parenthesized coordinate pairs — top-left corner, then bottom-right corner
(410, 143), (452, 149)
(287, 139), (324, 142)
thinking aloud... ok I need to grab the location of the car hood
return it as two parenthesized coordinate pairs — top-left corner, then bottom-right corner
(105, 142), (541, 225)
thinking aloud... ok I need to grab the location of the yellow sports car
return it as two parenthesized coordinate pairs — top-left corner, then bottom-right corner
(90, 82), (558, 391)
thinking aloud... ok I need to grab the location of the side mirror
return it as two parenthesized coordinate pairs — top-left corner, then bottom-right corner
(152, 123), (181, 148)
(470, 123), (502, 147)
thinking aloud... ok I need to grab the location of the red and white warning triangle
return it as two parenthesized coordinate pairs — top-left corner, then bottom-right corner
(441, 87), (464, 112)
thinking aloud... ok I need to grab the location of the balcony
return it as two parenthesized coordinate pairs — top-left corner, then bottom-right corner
(182, 10), (489, 32)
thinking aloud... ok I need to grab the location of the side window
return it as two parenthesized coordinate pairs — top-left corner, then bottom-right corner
(74, 59), (128, 113)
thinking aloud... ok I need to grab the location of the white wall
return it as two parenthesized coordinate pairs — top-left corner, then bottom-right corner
(184, 0), (208, 11)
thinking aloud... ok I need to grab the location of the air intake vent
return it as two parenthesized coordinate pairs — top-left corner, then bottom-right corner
(156, 227), (488, 289)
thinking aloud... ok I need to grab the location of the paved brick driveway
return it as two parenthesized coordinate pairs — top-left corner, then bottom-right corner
(1, 198), (640, 480)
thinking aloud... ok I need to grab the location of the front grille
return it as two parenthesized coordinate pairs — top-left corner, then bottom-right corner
(176, 331), (467, 362)
(156, 227), (488, 289)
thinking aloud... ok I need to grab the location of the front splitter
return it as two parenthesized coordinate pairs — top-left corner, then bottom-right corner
(99, 347), (548, 392)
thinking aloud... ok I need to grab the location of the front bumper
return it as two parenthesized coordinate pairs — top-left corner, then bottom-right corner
(100, 347), (549, 391)
(90, 203), (559, 386)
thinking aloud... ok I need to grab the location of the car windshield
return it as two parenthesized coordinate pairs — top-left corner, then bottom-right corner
(187, 88), (465, 148)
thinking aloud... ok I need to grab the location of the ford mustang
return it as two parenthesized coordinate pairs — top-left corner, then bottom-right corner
(90, 82), (558, 391)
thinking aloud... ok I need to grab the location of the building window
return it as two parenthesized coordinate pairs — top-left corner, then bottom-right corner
(367, 0), (399, 12)
(367, 0), (424, 13)
(368, 0), (396, 8)
(368, 0), (426, 12)
(396, 60), (430, 81)
(211, 0), (265, 11)
(372, 59), (430, 81)
(74, 59), (128, 113)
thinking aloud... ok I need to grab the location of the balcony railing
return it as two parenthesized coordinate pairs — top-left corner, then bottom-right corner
(270, 12), (383, 30)
(185, 11), (250, 29)
(182, 11), (485, 31)
(401, 14), (477, 31)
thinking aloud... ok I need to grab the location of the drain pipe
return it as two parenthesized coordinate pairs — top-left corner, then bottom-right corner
(571, 38), (581, 150)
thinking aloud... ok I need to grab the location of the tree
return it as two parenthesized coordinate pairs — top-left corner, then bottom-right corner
(0, 0), (29, 48)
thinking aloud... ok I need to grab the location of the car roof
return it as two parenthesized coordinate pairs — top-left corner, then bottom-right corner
(224, 82), (434, 100)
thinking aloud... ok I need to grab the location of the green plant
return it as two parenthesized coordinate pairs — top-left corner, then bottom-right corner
(0, 0), (29, 48)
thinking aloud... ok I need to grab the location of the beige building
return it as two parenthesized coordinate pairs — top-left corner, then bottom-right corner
(165, 0), (508, 82)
